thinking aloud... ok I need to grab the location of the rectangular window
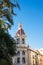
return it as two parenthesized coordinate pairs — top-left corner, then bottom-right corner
(22, 57), (26, 64)
(22, 38), (25, 44)
(22, 51), (25, 55)
(17, 57), (20, 63)
(17, 51), (20, 55)
(17, 38), (20, 44)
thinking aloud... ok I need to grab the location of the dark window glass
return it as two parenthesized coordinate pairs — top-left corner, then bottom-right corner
(17, 38), (20, 44)
(22, 57), (26, 63)
(17, 57), (20, 63)
(22, 38), (25, 44)
(22, 51), (25, 55)
(17, 51), (20, 55)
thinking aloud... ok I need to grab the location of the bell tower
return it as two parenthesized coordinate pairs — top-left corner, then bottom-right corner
(14, 23), (29, 65)
(15, 23), (26, 47)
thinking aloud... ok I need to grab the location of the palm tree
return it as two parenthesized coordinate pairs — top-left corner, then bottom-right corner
(0, 0), (20, 65)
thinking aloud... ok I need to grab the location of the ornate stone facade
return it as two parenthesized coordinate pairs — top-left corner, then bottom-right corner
(13, 23), (43, 65)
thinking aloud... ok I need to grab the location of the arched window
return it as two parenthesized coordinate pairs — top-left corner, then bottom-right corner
(17, 57), (20, 63)
(22, 51), (25, 55)
(22, 57), (26, 63)
(17, 38), (20, 44)
(22, 38), (25, 44)
(17, 51), (20, 55)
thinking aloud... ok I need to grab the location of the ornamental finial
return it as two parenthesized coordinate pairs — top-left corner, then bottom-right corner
(18, 23), (22, 29)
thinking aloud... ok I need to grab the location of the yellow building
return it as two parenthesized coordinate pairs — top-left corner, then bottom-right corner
(30, 49), (43, 65)
(35, 49), (43, 65)
(29, 49), (38, 65)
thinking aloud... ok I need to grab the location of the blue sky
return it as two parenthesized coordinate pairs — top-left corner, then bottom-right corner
(9, 0), (43, 49)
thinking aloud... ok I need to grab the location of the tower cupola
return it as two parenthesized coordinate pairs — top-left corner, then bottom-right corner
(16, 23), (25, 36)
(15, 23), (26, 46)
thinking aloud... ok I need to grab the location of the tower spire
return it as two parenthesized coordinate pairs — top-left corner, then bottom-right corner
(18, 23), (22, 29)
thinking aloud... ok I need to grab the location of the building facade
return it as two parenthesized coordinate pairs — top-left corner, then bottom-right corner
(13, 23), (43, 65)
(35, 49), (43, 65)
(13, 23), (31, 65)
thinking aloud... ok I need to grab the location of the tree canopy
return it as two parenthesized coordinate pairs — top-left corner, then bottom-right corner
(0, 0), (20, 29)
(0, 0), (20, 65)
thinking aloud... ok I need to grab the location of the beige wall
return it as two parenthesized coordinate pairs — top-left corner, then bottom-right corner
(37, 54), (43, 65)
(29, 49), (43, 65)
(30, 50), (38, 65)
(13, 48), (43, 65)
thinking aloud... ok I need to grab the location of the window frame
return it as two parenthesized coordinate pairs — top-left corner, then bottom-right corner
(17, 38), (20, 44)
(17, 57), (20, 63)
(22, 38), (25, 44)
(17, 51), (20, 55)
(22, 51), (25, 55)
(22, 57), (26, 64)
